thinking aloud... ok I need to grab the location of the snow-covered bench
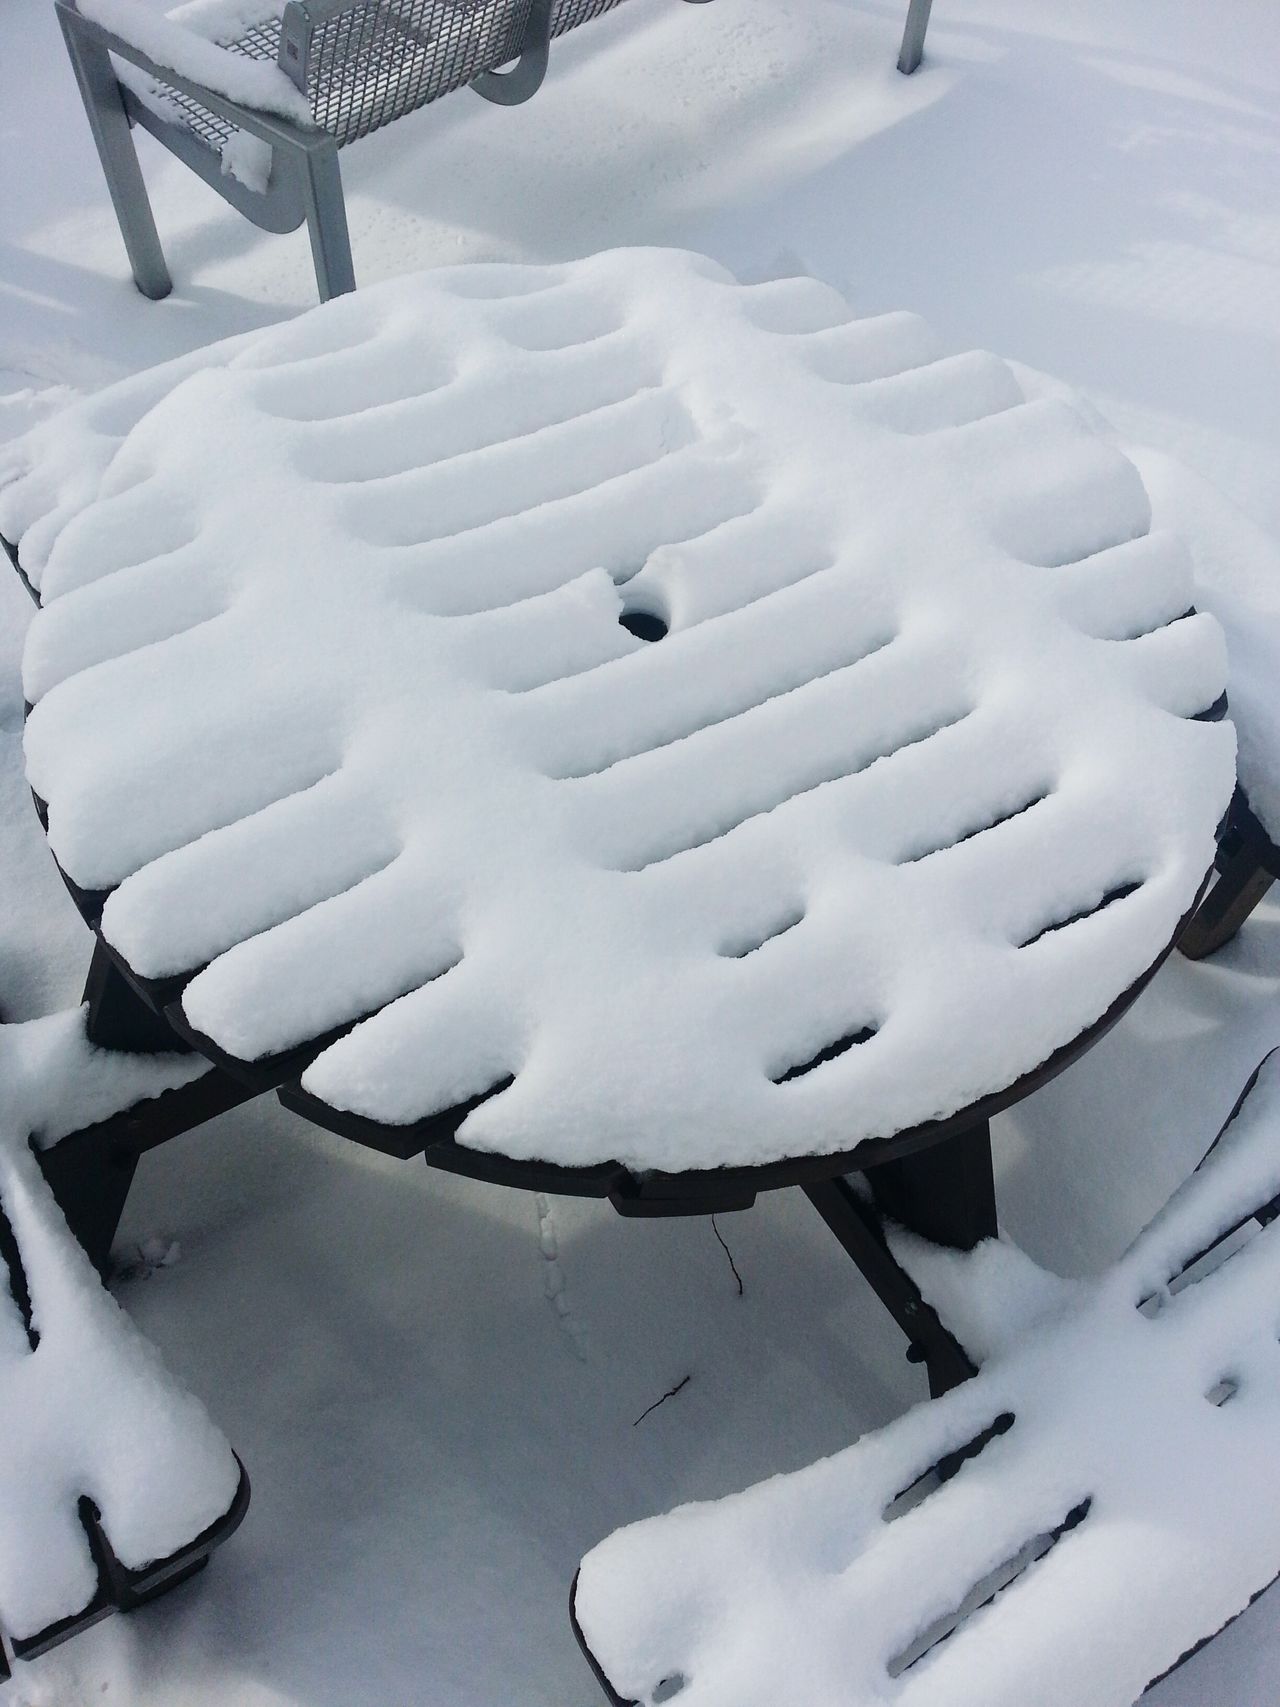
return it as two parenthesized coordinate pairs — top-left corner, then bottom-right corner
(54, 0), (930, 303)
(0, 1007), (248, 1683)
(573, 1049), (1280, 1707)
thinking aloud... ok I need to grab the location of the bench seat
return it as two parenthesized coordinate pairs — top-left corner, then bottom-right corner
(55, 0), (935, 301)
(0, 1008), (247, 1681)
(574, 1051), (1280, 1707)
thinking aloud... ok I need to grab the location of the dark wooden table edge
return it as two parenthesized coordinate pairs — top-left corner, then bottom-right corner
(19, 776), (1216, 1219)
(0, 526), (1233, 1209)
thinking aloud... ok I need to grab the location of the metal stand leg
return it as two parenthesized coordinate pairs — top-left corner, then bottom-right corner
(41, 943), (192, 1274)
(897, 0), (935, 73)
(296, 140), (356, 301)
(57, 5), (173, 300)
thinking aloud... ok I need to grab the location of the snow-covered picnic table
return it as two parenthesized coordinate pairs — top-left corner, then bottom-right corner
(0, 244), (1241, 1686)
(0, 248), (1233, 1200)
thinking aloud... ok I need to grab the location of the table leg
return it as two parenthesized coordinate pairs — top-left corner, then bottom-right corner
(83, 939), (193, 1054)
(866, 1120), (998, 1251)
(1178, 840), (1274, 960)
(1179, 788), (1278, 960)
(37, 941), (260, 1275)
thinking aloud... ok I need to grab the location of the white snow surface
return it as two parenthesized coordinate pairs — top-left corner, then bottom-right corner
(4, 0), (1280, 1700)
(1008, 359), (1280, 848)
(0, 1013), (238, 1643)
(575, 1050), (1280, 1707)
(1131, 447), (1280, 846)
(0, 252), (1235, 1171)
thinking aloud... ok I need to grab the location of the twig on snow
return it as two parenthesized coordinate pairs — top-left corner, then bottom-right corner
(633, 1374), (691, 1427)
(711, 1214), (744, 1296)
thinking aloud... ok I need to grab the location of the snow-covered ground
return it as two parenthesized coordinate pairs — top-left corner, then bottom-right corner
(2, 0), (1278, 1701)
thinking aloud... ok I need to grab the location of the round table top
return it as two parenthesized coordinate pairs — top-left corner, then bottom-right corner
(1, 250), (1234, 1185)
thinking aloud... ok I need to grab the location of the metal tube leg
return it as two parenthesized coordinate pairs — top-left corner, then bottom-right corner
(803, 1125), (996, 1395)
(897, 0), (935, 74)
(57, 4), (173, 299)
(295, 140), (356, 301)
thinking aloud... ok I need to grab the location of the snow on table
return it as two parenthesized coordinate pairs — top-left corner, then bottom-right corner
(0, 250), (1235, 1175)
(0, 1010), (241, 1661)
(573, 1051), (1280, 1707)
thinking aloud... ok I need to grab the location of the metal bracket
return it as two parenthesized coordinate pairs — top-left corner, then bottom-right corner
(472, 0), (552, 106)
(277, 0), (315, 93)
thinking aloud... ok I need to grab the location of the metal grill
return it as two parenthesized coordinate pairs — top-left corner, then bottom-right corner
(157, 16), (280, 150)
(149, 0), (627, 155)
(550, 0), (626, 40)
(310, 0), (530, 144)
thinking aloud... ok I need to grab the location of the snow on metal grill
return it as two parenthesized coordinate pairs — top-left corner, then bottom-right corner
(308, 0), (530, 145)
(551, 0), (624, 36)
(147, 0), (624, 152)
(154, 15), (282, 150)
(0, 251), (1235, 1175)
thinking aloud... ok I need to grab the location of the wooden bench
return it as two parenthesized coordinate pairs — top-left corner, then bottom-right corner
(56, 0), (936, 303)
(573, 1050), (1280, 1707)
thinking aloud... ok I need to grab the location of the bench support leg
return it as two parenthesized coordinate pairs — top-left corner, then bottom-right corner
(36, 942), (218, 1277)
(36, 1134), (138, 1283)
(57, 4), (173, 300)
(897, 0), (935, 73)
(1179, 806), (1276, 960)
(803, 1171), (977, 1398)
(38, 943), (194, 1275)
(296, 140), (356, 302)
